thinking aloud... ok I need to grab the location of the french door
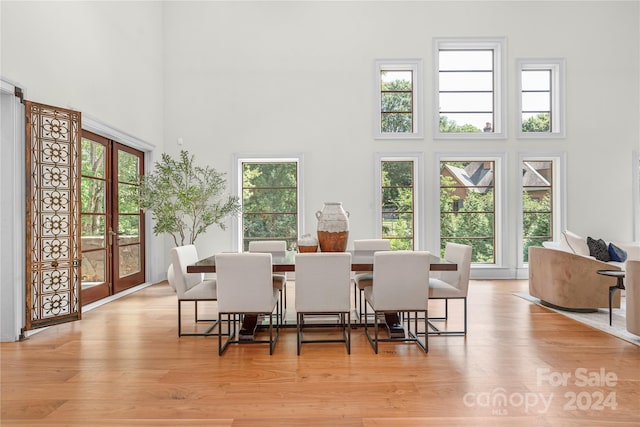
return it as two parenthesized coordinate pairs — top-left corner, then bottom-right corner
(81, 131), (145, 305)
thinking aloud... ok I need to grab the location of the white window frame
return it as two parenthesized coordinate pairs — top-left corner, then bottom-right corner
(374, 59), (423, 140)
(232, 154), (304, 253)
(433, 153), (505, 268)
(517, 152), (567, 269)
(375, 152), (424, 249)
(433, 37), (507, 140)
(517, 58), (566, 138)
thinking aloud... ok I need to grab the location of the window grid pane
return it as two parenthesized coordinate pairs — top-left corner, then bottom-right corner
(522, 160), (553, 262)
(242, 161), (298, 251)
(379, 67), (415, 134)
(381, 160), (414, 250)
(521, 69), (553, 133)
(440, 161), (496, 263)
(438, 49), (495, 133)
(381, 80), (414, 130)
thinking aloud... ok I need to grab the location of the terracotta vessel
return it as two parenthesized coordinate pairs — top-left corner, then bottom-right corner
(316, 202), (349, 252)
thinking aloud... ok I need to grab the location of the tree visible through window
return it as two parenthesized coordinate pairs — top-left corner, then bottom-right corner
(438, 49), (494, 133)
(381, 160), (414, 249)
(242, 161), (298, 251)
(521, 70), (551, 132)
(434, 38), (505, 138)
(518, 59), (565, 137)
(440, 160), (495, 263)
(522, 160), (553, 262)
(375, 60), (422, 138)
(381, 70), (413, 133)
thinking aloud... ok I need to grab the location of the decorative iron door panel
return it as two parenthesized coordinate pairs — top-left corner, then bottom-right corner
(25, 101), (82, 330)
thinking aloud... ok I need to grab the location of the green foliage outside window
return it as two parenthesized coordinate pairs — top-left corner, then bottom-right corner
(439, 115), (481, 133)
(522, 191), (551, 262)
(381, 72), (413, 133)
(440, 171), (495, 263)
(81, 139), (106, 238)
(381, 161), (413, 250)
(522, 113), (550, 132)
(242, 162), (298, 251)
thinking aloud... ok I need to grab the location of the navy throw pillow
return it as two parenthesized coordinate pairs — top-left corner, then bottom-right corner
(608, 243), (628, 262)
(587, 237), (611, 262)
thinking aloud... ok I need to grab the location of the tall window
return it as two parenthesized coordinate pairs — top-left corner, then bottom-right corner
(518, 59), (565, 137)
(519, 154), (565, 265)
(440, 159), (497, 263)
(239, 159), (299, 251)
(521, 160), (553, 261)
(380, 159), (416, 249)
(375, 60), (422, 139)
(434, 38), (505, 138)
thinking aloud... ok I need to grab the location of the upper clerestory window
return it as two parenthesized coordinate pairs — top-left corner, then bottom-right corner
(375, 59), (423, 139)
(517, 58), (566, 138)
(433, 37), (506, 139)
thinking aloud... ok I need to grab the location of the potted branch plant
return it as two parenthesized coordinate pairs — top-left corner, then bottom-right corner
(138, 150), (241, 288)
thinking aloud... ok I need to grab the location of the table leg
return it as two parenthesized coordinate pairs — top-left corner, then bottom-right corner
(384, 313), (405, 338)
(239, 315), (258, 340)
(609, 286), (615, 326)
(608, 277), (626, 327)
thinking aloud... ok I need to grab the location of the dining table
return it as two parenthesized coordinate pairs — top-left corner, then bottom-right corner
(187, 250), (457, 339)
(187, 250), (457, 274)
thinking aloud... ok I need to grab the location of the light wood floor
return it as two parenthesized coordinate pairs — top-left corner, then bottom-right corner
(2, 280), (639, 426)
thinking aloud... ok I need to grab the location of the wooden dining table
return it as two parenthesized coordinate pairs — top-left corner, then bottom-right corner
(187, 250), (457, 274)
(187, 250), (457, 339)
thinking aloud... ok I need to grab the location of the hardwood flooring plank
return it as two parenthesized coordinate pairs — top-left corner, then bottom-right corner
(2, 279), (639, 426)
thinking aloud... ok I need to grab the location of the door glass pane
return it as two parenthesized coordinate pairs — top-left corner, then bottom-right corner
(81, 137), (108, 293)
(118, 150), (139, 183)
(81, 215), (106, 247)
(119, 244), (140, 278)
(116, 146), (143, 283)
(81, 177), (105, 213)
(118, 182), (139, 213)
(82, 139), (105, 178)
(119, 215), (140, 244)
(82, 250), (106, 287)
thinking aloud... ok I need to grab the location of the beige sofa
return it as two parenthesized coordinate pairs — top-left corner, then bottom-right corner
(528, 246), (622, 311)
(626, 260), (640, 336)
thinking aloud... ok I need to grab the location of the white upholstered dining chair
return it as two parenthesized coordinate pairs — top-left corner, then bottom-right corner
(428, 242), (472, 335)
(169, 245), (218, 337)
(294, 252), (352, 355)
(352, 239), (391, 323)
(215, 252), (280, 355)
(363, 250), (430, 353)
(248, 240), (288, 323)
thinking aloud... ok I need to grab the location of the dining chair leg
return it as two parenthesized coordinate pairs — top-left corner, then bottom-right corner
(178, 301), (182, 337)
(296, 312), (303, 355)
(346, 312), (351, 354)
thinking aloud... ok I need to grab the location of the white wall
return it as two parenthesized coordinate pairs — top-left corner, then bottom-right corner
(1, 0), (639, 286)
(0, 1), (166, 340)
(1, 0), (165, 145)
(162, 1), (640, 272)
